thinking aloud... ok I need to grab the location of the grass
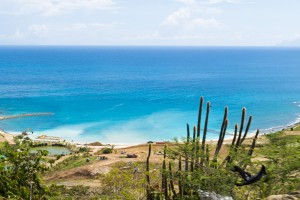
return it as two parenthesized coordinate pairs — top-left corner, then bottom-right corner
(292, 125), (300, 131)
(50, 155), (97, 172)
(248, 131), (300, 197)
(42, 131), (300, 199)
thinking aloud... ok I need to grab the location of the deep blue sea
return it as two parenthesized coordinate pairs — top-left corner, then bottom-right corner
(0, 46), (300, 144)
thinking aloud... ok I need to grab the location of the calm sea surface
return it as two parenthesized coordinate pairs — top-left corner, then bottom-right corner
(0, 46), (300, 143)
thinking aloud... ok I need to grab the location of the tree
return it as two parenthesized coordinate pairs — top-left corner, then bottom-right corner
(0, 141), (51, 199)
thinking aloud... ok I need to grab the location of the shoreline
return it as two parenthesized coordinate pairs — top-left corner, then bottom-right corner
(1, 119), (300, 148)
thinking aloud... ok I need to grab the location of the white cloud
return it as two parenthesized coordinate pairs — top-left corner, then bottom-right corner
(62, 22), (117, 31)
(28, 24), (49, 37)
(0, 0), (117, 16)
(161, 7), (222, 29)
(176, 0), (197, 5)
(206, 0), (241, 4)
(187, 18), (222, 29)
(0, 29), (26, 41)
(161, 7), (191, 26)
(278, 33), (300, 46)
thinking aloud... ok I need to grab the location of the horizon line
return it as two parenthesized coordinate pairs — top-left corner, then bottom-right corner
(0, 44), (300, 48)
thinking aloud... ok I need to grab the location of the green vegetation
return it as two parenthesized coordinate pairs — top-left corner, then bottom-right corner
(258, 132), (300, 194)
(50, 155), (97, 172)
(100, 147), (113, 154)
(0, 141), (54, 199)
(100, 162), (147, 199)
(1, 97), (299, 199)
(145, 98), (261, 199)
(292, 125), (300, 131)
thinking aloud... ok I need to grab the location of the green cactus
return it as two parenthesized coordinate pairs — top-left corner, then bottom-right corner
(162, 144), (168, 200)
(232, 124), (238, 146)
(248, 130), (260, 156)
(241, 116), (252, 144)
(236, 107), (246, 146)
(196, 97), (204, 166)
(197, 96), (204, 138)
(168, 162), (176, 198)
(191, 126), (196, 172)
(201, 101), (210, 164)
(144, 98), (262, 199)
(185, 123), (190, 172)
(214, 119), (228, 159)
(217, 107), (228, 151)
(178, 156), (183, 198)
(146, 144), (152, 200)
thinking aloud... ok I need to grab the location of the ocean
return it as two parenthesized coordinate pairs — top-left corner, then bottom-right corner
(0, 46), (300, 144)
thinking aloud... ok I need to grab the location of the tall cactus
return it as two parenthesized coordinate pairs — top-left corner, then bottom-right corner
(217, 107), (228, 149)
(241, 116), (252, 144)
(214, 119), (228, 159)
(201, 101), (210, 164)
(232, 124), (238, 146)
(196, 97), (204, 166)
(248, 130), (260, 156)
(168, 162), (176, 198)
(197, 96), (204, 138)
(145, 98), (262, 199)
(178, 156), (183, 198)
(236, 107), (246, 146)
(191, 126), (196, 172)
(185, 123), (190, 172)
(162, 144), (168, 200)
(146, 144), (152, 200)
(221, 124), (238, 166)
(214, 107), (228, 159)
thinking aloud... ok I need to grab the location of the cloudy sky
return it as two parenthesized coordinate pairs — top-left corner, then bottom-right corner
(1, 0), (300, 46)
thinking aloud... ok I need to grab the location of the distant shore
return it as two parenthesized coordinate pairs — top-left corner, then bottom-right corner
(1, 115), (300, 148)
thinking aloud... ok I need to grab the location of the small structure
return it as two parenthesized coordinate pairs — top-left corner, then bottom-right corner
(126, 154), (138, 158)
(121, 150), (126, 154)
(98, 156), (108, 160)
(22, 128), (33, 136)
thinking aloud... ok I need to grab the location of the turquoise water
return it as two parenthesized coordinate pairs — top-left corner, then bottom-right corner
(31, 146), (71, 156)
(0, 46), (300, 143)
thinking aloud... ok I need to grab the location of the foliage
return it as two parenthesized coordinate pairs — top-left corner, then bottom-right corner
(101, 161), (149, 199)
(292, 125), (300, 131)
(0, 141), (53, 199)
(46, 185), (101, 200)
(145, 97), (262, 199)
(257, 132), (300, 196)
(101, 147), (113, 154)
(49, 155), (97, 172)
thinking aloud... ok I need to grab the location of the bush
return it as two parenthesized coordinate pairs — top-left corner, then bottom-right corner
(101, 148), (113, 154)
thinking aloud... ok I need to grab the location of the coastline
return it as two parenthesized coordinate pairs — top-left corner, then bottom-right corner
(1, 116), (300, 148)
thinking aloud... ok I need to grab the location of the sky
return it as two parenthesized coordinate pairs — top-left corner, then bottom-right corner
(0, 0), (300, 46)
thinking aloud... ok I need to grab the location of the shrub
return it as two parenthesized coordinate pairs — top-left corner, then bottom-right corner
(101, 148), (113, 154)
